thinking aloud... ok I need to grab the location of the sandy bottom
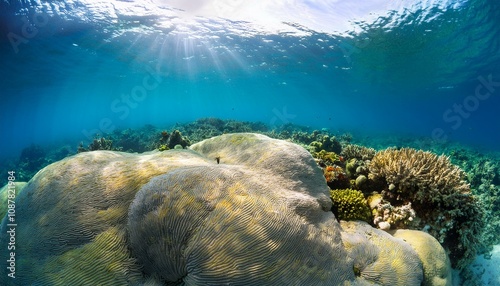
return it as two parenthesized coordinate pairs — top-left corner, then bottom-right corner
(468, 244), (500, 286)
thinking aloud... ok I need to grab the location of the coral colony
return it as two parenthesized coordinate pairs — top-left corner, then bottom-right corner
(0, 119), (498, 285)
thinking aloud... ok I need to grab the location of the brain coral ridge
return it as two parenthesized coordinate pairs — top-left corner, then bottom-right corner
(1, 133), (433, 285)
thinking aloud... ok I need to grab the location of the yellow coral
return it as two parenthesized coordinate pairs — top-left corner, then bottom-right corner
(330, 189), (372, 222)
(40, 227), (141, 285)
(369, 148), (469, 202)
(390, 230), (452, 286)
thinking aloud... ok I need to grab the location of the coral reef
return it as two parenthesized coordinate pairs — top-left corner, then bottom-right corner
(370, 198), (417, 230)
(1, 118), (496, 280)
(330, 189), (372, 223)
(110, 125), (158, 152)
(291, 130), (343, 155)
(308, 135), (342, 154)
(165, 129), (190, 149)
(451, 152), (500, 255)
(369, 148), (470, 203)
(173, 117), (268, 143)
(0, 145), (74, 187)
(0, 133), (431, 286)
(368, 147), (484, 269)
(312, 150), (342, 166)
(323, 165), (350, 189)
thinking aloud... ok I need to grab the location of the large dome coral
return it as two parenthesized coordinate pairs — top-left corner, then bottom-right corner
(0, 133), (438, 285)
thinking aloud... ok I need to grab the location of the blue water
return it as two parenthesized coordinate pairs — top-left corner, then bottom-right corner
(1, 0), (500, 161)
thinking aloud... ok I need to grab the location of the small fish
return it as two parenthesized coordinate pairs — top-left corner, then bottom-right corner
(215, 156), (220, 164)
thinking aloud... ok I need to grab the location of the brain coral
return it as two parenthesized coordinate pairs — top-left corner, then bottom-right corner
(0, 133), (427, 285)
(0, 182), (27, 219)
(390, 229), (452, 286)
(368, 147), (484, 269)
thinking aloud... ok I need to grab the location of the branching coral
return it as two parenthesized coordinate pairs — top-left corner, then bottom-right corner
(341, 144), (376, 161)
(369, 148), (470, 204)
(330, 189), (372, 223)
(368, 147), (485, 269)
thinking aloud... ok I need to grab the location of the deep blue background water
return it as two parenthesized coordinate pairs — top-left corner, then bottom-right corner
(1, 0), (499, 161)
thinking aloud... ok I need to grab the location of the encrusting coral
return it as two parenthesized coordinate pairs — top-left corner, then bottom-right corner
(368, 147), (484, 269)
(0, 133), (434, 286)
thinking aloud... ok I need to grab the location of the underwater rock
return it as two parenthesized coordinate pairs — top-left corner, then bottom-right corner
(1, 133), (430, 285)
